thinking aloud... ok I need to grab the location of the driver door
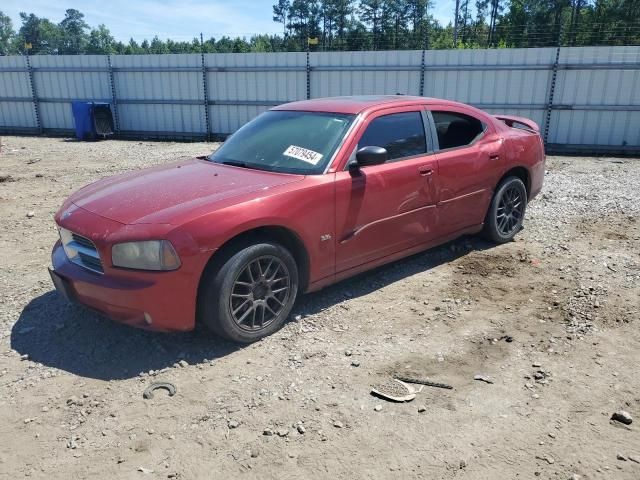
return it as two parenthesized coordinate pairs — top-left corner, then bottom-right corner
(334, 107), (439, 273)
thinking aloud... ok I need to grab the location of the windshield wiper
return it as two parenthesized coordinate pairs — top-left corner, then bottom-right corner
(221, 160), (250, 168)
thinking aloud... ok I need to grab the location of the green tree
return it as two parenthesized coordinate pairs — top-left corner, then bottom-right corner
(17, 13), (61, 54)
(58, 9), (89, 54)
(273, 0), (291, 37)
(87, 24), (115, 54)
(0, 11), (16, 54)
(359, 0), (384, 49)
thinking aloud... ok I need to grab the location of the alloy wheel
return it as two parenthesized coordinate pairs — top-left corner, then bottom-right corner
(228, 255), (291, 331)
(496, 186), (524, 237)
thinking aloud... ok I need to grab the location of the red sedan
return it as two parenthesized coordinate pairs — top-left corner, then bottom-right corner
(50, 95), (545, 343)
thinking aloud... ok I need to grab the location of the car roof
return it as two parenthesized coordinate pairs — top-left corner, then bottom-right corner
(271, 95), (466, 115)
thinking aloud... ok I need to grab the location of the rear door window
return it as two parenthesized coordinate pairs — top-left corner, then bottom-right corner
(431, 111), (485, 150)
(358, 111), (427, 162)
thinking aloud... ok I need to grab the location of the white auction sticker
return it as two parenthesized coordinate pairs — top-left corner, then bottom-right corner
(283, 145), (323, 165)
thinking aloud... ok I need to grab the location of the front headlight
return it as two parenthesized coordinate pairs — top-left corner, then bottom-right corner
(111, 240), (181, 271)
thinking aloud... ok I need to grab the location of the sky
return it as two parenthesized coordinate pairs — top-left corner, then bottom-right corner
(2, 0), (456, 42)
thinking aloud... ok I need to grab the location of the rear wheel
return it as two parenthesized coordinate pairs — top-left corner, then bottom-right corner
(199, 243), (298, 343)
(483, 176), (527, 243)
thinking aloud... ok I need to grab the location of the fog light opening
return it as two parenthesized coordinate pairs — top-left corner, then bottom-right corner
(144, 312), (153, 325)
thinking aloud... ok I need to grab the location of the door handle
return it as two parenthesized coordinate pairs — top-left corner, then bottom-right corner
(418, 166), (433, 176)
(489, 153), (500, 161)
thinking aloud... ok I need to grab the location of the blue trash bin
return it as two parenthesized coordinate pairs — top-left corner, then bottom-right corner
(71, 101), (95, 141)
(71, 101), (114, 141)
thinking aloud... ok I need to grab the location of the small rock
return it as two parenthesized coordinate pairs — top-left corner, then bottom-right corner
(333, 421), (344, 428)
(250, 449), (259, 458)
(178, 360), (188, 368)
(616, 453), (627, 461)
(20, 354), (29, 361)
(66, 396), (82, 406)
(459, 459), (467, 469)
(26, 211), (35, 218)
(228, 420), (239, 429)
(628, 455), (640, 464)
(137, 467), (154, 474)
(344, 350), (352, 357)
(374, 405), (382, 412)
(297, 424), (306, 434)
(277, 429), (289, 437)
(611, 410), (633, 425)
(263, 428), (274, 436)
(351, 361), (360, 367)
(418, 405), (427, 413)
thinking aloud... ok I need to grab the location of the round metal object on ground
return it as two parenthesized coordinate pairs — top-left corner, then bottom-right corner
(228, 255), (291, 331)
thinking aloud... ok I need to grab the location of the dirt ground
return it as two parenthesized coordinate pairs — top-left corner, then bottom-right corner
(0, 136), (639, 480)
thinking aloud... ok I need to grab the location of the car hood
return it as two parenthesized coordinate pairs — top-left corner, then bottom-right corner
(69, 158), (303, 225)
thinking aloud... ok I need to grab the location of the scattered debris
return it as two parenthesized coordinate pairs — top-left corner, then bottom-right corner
(611, 410), (633, 425)
(535, 455), (555, 465)
(473, 374), (494, 384)
(371, 379), (417, 402)
(393, 375), (453, 390)
(142, 382), (177, 400)
(0, 174), (16, 183)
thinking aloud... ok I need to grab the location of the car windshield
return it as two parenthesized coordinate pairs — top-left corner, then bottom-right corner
(209, 110), (355, 174)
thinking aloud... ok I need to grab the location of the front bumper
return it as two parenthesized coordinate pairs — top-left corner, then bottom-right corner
(50, 240), (197, 332)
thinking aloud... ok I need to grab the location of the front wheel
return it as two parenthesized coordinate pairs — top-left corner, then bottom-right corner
(483, 176), (527, 243)
(199, 242), (299, 343)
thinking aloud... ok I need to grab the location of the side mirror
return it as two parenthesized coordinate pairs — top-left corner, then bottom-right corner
(349, 146), (388, 173)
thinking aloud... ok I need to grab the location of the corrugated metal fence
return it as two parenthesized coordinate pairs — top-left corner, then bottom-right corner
(1, 46), (638, 154)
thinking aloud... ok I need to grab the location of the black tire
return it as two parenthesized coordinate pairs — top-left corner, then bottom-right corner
(483, 176), (527, 243)
(198, 242), (299, 343)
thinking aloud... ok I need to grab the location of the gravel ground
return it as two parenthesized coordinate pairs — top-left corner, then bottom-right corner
(0, 136), (639, 479)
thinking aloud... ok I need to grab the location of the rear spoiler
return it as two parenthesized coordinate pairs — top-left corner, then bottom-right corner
(493, 114), (540, 133)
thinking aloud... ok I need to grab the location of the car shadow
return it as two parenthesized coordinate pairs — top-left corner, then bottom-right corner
(11, 236), (496, 381)
(292, 236), (496, 319)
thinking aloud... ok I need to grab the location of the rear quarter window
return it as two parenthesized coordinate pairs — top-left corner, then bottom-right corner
(432, 111), (486, 150)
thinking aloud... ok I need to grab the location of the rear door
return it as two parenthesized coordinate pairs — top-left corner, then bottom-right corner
(428, 108), (505, 233)
(334, 107), (439, 273)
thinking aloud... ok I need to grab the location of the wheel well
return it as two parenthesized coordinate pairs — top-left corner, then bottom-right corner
(498, 167), (530, 197)
(198, 226), (311, 296)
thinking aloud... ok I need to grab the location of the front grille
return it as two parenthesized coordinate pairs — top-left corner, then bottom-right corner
(71, 233), (96, 250)
(59, 228), (104, 274)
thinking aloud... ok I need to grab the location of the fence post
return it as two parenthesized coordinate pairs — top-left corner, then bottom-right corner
(25, 54), (42, 134)
(543, 26), (563, 145)
(306, 50), (311, 100)
(107, 54), (120, 134)
(419, 49), (426, 96)
(200, 33), (211, 141)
